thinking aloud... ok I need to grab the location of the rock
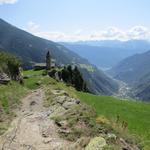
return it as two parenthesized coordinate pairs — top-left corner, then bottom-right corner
(50, 106), (66, 117)
(75, 99), (80, 104)
(57, 128), (71, 134)
(43, 138), (52, 144)
(107, 133), (117, 141)
(30, 101), (37, 106)
(119, 138), (140, 150)
(62, 101), (76, 110)
(55, 96), (67, 105)
(75, 137), (90, 148)
(0, 73), (10, 84)
(64, 92), (69, 96)
(85, 137), (107, 150)
(36, 81), (42, 85)
(48, 69), (56, 78)
(42, 132), (49, 138)
(56, 120), (68, 128)
(55, 121), (63, 127)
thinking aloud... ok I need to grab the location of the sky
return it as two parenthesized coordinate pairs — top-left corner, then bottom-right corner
(0, 0), (150, 41)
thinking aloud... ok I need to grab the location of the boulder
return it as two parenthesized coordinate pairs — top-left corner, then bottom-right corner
(62, 101), (76, 110)
(107, 133), (117, 141)
(75, 137), (90, 148)
(85, 137), (107, 150)
(75, 99), (80, 104)
(0, 73), (10, 84)
(55, 96), (67, 105)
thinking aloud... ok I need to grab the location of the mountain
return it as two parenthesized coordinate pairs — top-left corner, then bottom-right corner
(69, 39), (150, 50)
(60, 40), (150, 69)
(108, 50), (150, 101)
(0, 18), (118, 95)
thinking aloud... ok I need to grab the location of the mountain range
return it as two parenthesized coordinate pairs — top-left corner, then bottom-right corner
(108, 50), (150, 101)
(61, 40), (150, 69)
(0, 18), (118, 95)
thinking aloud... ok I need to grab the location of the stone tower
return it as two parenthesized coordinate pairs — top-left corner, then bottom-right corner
(46, 51), (51, 70)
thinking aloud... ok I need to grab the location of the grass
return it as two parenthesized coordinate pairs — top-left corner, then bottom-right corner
(0, 81), (28, 134)
(23, 69), (44, 76)
(13, 70), (150, 148)
(0, 70), (46, 134)
(79, 64), (95, 72)
(77, 92), (150, 150)
(1, 69), (150, 149)
(0, 81), (28, 113)
(23, 70), (49, 89)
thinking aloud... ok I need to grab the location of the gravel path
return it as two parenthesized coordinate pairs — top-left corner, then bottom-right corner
(0, 89), (71, 150)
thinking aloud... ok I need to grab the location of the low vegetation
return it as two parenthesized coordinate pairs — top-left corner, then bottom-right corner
(0, 69), (149, 149)
(77, 92), (150, 150)
(0, 52), (21, 80)
(0, 81), (28, 135)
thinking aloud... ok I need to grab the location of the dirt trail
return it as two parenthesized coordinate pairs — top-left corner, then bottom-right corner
(0, 88), (71, 150)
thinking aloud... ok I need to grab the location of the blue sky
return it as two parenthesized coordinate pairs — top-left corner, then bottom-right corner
(0, 0), (150, 41)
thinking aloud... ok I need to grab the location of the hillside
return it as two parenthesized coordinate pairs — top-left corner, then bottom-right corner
(61, 40), (150, 69)
(78, 92), (150, 150)
(108, 50), (150, 101)
(0, 19), (118, 95)
(0, 70), (143, 150)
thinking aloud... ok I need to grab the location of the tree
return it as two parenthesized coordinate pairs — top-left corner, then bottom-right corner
(67, 65), (73, 83)
(61, 66), (69, 83)
(72, 66), (88, 91)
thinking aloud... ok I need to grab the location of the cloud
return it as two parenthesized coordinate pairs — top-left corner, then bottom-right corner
(127, 26), (149, 39)
(26, 22), (150, 42)
(27, 21), (40, 31)
(0, 0), (18, 5)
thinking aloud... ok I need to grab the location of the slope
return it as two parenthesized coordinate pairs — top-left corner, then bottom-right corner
(108, 50), (150, 101)
(0, 70), (141, 150)
(0, 18), (118, 95)
(77, 92), (150, 150)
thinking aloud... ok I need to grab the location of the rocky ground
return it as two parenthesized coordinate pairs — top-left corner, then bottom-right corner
(0, 86), (141, 150)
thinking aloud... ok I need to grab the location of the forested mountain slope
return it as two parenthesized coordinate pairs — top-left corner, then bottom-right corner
(0, 19), (118, 95)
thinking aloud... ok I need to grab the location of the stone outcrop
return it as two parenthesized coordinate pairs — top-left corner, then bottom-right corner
(0, 73), (10, 84)
(85, 137), (107, 150)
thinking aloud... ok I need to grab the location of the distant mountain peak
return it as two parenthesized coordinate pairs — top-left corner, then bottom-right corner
(0, 19), (119, 96)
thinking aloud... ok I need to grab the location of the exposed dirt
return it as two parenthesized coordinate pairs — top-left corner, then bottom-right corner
(0, 88), (141, 150)
(0, 88), (72, 150)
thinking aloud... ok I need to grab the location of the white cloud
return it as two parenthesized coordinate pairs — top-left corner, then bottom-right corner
(27, 21), (40, 32)
(26, 22), (150, 42)
(0, 0), (18, 5)
(127, 26), (149, 39)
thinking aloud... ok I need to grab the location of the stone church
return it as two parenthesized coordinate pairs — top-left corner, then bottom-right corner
(34, 51), (55, 70)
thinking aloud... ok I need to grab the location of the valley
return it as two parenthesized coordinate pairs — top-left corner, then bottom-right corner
(0, 19), (118, 96)
(61, 40), (150, 69)
(113, 80), (133, 99)
(0, 15), (150, 150)
(108, 50), (150, 101)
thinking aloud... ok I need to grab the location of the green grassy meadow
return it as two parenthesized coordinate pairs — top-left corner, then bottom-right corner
(0, 69), (150, 149)
(77, 92), (150, 149)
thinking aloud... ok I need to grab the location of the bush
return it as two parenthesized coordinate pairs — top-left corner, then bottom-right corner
(0, 52), (21, 80)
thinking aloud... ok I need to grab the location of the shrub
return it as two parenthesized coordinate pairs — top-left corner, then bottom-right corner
(0, 52), (21, 80)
